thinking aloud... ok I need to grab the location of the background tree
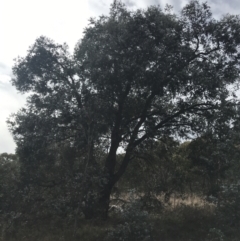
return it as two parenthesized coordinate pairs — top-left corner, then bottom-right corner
(119, 137), (189, 204)
(0, 153), (20, 239)
(8, 0), (240, 219)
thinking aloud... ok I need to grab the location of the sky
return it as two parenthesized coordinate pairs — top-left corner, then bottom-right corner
(0, 0), (240, 154)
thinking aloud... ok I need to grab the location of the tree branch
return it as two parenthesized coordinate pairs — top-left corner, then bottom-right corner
(133, 102), (214, 147)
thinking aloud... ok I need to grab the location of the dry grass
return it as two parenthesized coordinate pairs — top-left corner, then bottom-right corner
(111, 192), (216, 212)
(168, 194), (216, 210)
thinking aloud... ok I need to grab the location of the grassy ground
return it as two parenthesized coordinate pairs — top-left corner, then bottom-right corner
(2, 196), (240, 241)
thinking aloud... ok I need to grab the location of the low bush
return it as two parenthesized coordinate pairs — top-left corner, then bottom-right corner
(105, 199), (153, 241)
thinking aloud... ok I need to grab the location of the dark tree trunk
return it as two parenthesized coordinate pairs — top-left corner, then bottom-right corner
(82, 129), (132, 219)
(82, 177), (115, 220)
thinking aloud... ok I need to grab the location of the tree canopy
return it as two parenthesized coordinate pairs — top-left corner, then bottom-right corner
(8, 0), (240, 218)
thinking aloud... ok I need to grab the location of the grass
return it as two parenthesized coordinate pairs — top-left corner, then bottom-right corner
(2, 195), (239, 241)
(152, 204), (216, 241)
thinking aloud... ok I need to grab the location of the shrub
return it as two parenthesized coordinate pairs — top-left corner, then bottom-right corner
(105, 198), (153, 241)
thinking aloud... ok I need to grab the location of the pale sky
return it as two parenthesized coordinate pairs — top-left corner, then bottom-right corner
(0, 0), (240, 154)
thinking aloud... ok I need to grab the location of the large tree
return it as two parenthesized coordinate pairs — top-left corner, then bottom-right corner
(8, 0), (240, 218)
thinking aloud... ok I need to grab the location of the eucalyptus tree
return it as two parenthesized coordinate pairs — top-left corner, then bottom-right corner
(8, 1), (240, 218)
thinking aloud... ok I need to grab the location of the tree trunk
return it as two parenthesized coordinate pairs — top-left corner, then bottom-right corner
(82, 177), (114, 220)
(82, 138), (131, 219)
